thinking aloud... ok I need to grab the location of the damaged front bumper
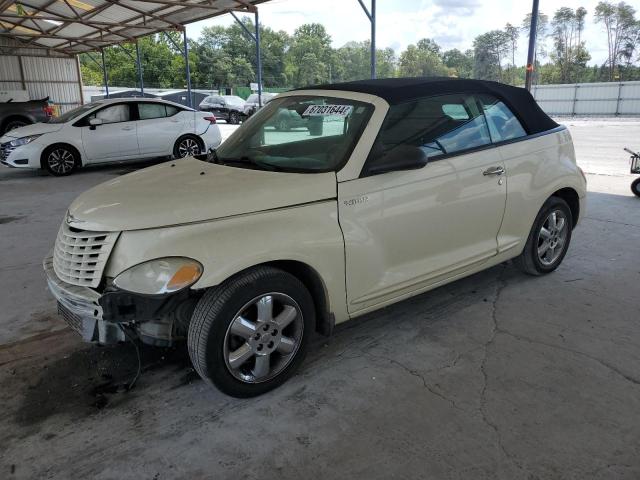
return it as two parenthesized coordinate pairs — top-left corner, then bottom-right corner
(44, 255), (196, 346)
(44, 255), (125, 344)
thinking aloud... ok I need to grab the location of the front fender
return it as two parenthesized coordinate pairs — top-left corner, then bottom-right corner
(104, 201), (349, 323)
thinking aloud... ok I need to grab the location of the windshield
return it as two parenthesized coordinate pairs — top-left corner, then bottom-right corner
(50, 103), (99, 124)
(215, 95), (374, 173)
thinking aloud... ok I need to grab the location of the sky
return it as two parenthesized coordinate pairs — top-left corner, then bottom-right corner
(188, 0), (613, 66)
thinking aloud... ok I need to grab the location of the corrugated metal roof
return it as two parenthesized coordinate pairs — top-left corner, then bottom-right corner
(0, 0), (271, 55)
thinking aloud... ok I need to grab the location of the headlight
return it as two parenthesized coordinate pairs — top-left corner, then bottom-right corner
(10, 134), (41, 147)
(113, 257), (203, 295)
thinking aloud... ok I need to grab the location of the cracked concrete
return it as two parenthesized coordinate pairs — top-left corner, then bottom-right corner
(1, 121), (640, 479)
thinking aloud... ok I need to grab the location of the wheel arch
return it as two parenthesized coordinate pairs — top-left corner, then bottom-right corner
(40, 142), (82, 169)
(174, 133), (205, 155)
(550, 187), (580, 228)
(1, 115), (33, 133)
(199, 259), (335, 338)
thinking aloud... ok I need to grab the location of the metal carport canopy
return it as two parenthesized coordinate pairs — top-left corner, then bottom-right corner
(0, 0), (271, 55)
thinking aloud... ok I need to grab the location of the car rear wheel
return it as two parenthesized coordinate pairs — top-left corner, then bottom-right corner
(43, 145), (78, 176)
(631, 178), (640, 197)
(173, 136), (202, 158)
(188, 267), (314, 397)
(513, 196), (573, 276)
(228, 111), (240, 125)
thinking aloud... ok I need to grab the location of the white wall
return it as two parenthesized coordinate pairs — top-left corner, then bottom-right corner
(532, 81), (640, 117)
(0, 38), (83, 113)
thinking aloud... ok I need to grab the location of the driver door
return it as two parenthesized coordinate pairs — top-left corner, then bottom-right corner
(80, 103), (139, 163)
(339, 93), (507, 314)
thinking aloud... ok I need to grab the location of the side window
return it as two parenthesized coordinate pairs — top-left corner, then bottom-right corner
(138, 103), (167, 120)
(165, 105), (180, 117)
(478, 95), (527, 142)
(365, 94), (492, 174)
(90, 104), (130, 124)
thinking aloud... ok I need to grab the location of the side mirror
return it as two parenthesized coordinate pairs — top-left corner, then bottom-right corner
(366, 146), (429, 175)
(89, 118), (103, 130)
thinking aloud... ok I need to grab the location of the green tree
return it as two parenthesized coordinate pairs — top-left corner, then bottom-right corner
(504, 23), (520, 84)
(550, 7), (591, 83)
(333, 41), (396, 81)
(595, 1), (638, 80)
(442, 48), (474, 78)
(285, 24), (333, 87)
(473, 30), (510, 81)
(398, 38), (449, 77)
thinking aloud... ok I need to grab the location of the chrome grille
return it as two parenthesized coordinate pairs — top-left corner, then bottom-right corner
(53, 222), (119, 288)
(0, 142), (15, 162)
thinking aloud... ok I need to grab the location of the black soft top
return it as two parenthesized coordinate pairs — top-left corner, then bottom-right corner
(296, 77), (558, 135)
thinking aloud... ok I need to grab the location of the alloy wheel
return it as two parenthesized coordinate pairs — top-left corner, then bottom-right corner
(223, 293), (304, 384)
(47, 148), (75, 175)
(537, 209), (569, 266)
(177, 138), (200, 157)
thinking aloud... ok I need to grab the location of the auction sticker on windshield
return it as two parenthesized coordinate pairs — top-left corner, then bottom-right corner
(302, 104), (353, 117)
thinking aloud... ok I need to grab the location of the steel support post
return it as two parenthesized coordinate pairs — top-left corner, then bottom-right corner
(525, 0), (540, 91)
(136, 40), (144, 95)
(100, 47), (109, 98)
(183, 29), (192, 108)
(255, 9), (263, 107)
(357, 0), (376, 78)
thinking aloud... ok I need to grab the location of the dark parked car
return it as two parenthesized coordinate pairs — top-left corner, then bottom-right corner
(243, 92), (277, 118)
(199, 95), (245, 124)
(267, 107), (325, 135)
(0, 97), (53, 135)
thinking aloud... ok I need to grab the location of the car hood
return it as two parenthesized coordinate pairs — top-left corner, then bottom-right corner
(67, 158), (337, 232)
(1, 122), (63, 140)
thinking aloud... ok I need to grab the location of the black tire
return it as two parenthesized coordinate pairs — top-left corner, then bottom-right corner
(3, 118), (30, 134)
(631, 178), (640, 198)
(513, 196), (573, 276)
(173, 136), (202, 158)
(42, 145), (79, 176)
(188, 267), (315, 397)
(228, 111), (240, 125)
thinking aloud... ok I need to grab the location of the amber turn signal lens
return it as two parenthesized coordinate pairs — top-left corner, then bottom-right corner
(167, 263), (202, 291)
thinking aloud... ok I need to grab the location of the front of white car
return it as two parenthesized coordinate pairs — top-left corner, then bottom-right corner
(0, 122), (67, 169)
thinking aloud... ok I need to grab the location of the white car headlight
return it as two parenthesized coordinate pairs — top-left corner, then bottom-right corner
(10, 134), (41, 147)
(113, 257), (203, 295)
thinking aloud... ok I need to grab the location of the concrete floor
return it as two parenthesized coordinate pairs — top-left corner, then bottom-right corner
(1, 120), (639, 479)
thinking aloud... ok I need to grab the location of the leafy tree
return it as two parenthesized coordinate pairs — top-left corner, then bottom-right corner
(333, 41), (396, 81)
(550, 7), (591, 83)
(595, 1), (638, 80)
(286, 24), (333, 87)
(398, 38), (449, 77)
(504, 23), (520, 84)
(442, 48), (474, 78)
(473, 30), (510, 81)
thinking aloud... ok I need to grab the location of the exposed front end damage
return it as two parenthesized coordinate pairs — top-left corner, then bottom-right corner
(44, 255), (199, 346)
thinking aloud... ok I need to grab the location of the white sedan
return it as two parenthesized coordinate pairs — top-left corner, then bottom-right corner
(0, 98), (222, 176)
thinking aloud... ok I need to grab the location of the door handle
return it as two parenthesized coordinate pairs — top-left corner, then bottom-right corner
(122, 126), (134, 131)
(483, 166), (505, 176)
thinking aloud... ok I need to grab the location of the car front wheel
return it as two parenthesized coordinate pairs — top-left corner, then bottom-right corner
(228, 111), (240, 124)
(514, 196), (573, 276)
(43, 145), (78, 176)
(188, 267), (314, 397)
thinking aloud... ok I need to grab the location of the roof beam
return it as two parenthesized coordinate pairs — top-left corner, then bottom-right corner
(122, 0), (223, 11)
(100, 0), (183, 29)
(0, 13), (157, 30)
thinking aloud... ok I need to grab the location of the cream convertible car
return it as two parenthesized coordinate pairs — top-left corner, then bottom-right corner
(45, 78), (586, 397)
